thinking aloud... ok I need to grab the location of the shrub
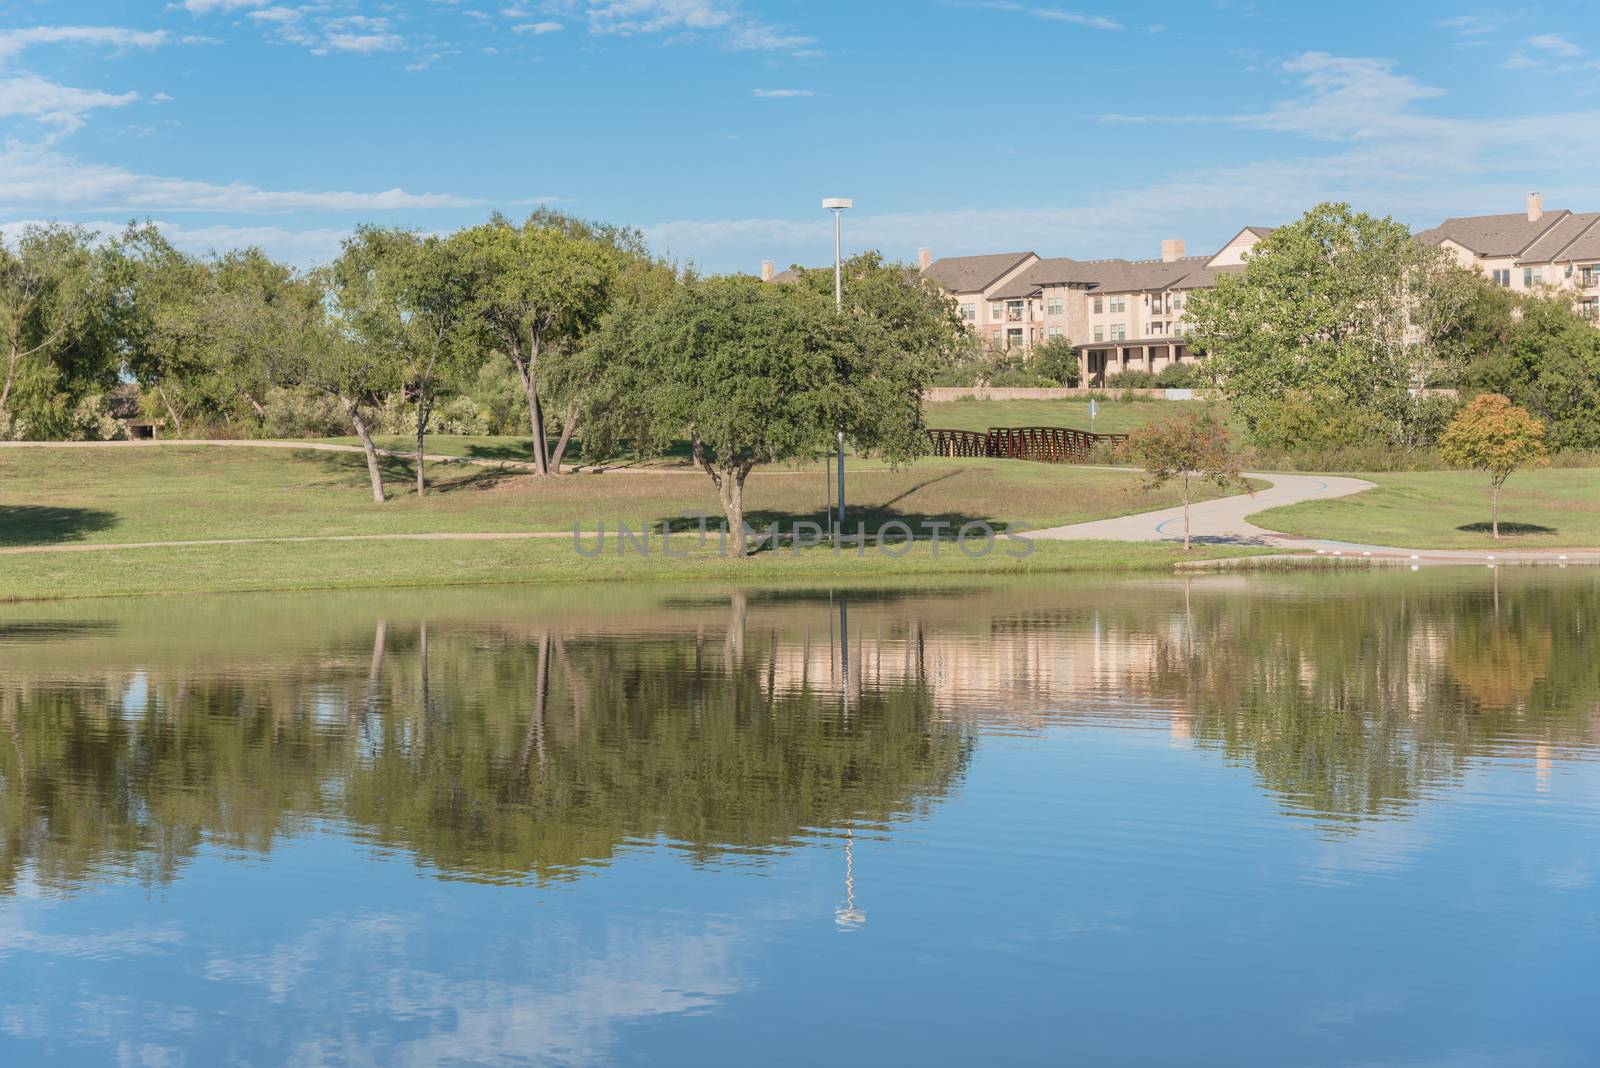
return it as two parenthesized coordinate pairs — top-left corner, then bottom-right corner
(1155, 362), (1204, 388)
(262, 387), (350, 438)
(1031, 336), (1080, 387)
(1106, 369), (1156, 388)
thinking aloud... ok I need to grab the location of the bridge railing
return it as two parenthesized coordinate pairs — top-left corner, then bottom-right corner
(925, 426), (1127, 464)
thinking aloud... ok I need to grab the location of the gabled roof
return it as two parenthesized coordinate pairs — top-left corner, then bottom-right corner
(997, 255), (1214, 297)
(1516, 212), (1600, 265)
(1243, 225), (1277, 238)
(922, 251), (1035, 294)
(769, 268), (807, 284)
(1417, 211), (1570, 257)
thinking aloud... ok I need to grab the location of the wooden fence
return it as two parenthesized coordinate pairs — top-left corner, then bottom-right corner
(926, 426), (1127, 464)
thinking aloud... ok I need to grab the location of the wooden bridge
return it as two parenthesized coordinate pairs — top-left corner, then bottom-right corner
(925, 426), (1128, 464)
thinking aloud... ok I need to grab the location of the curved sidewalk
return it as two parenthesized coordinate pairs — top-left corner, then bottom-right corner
(1029, 472), (1600, 565)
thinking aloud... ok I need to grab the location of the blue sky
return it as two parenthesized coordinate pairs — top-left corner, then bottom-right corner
(2, 1), (1598, 272)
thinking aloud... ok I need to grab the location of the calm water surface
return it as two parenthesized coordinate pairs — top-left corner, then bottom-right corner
(1, 571), (1597, 1066)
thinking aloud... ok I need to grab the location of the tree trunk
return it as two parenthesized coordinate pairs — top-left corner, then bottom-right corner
(1182, 474), (1192, 551)
(549, 405), (579, 473)
(0, 344), (17, 412)
(415, 398), (427, 499)
(243, 390), (267, 419)
(529, 386), (550, 475)
(157, 385), (183, 434)
(721, 470), (746, 557)
(340, 394), (386, 503)
(512, 345), (551, 477)
(1491, 478), (1500, 539)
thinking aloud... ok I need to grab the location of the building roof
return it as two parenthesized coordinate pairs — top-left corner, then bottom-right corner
(922, 251), (1035, 294)
(1417, 211), (1571, 257)
(1243, 225), (1277, 238)
(992, 255), (1217, 299)
(1516, 212), (1600, 265)
(768, 268), (806, 284)
(1170, 263), (1245, 290)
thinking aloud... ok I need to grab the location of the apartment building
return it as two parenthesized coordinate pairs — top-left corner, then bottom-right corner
(1417, 193), (1600, 321)
(921, 226), (1272, 386)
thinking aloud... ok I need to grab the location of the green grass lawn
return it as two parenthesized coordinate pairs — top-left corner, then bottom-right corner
(923, 397), (1242, 437)
(0, 441), (1250, 550)
(1256, 469), (1600, 548)
(0, 536), (1275, 603)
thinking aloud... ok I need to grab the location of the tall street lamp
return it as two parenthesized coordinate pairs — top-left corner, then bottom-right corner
(822, 197), (852, 537)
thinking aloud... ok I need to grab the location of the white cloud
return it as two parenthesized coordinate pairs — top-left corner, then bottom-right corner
(1437, 15), (1494, 37)
(752, 88), (812, 98)
(246, 7), (304, 24)
(1500, 51), (1537, 71)
(323, 33), (405, 54)
(175, 0), (272, 13)
(542, 0), (819, 54)
(0, 74), (138, 134)
(512, 21), (565, 34)
(1526, 33), (1583, 57)
(959, 2), (1122, 32)
(0, 26), (173, 63)
(0, 142), (482, 215)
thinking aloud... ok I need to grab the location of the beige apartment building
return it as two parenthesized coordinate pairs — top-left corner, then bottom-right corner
(1418, 193), (1600, 321)
(921, 226), (1272, 386)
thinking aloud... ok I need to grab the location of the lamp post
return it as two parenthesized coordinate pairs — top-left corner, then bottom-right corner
(822, 197), (852, 538)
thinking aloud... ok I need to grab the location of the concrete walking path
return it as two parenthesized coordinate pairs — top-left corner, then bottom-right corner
(1031, 471), (1600, 566)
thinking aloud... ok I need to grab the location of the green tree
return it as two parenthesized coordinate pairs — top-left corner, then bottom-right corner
(605, 275), (859, 553)
(331, 228), (478, 497)
(1462, 292), (1600, 451)
(1031, 334), (1081, 386)
(1187, 203), (1467, 449)
(0, 223), (103, 437)
(105, 223), (213, 434)
(1438, 393), (1549, 538)
(1126, 413), (1245, 550)
(302, 267), (401, 502)
(455, 212), (639, 475)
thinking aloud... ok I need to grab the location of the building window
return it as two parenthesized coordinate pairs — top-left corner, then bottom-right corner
(1151, 322), (1164, 335)
(1092, 296), (1103, 314)
(1005, 328), (1024, 348)
(1492, 269), (1511, 287)
(1524, 267), (1542, 287)
(1580, 265), (1597, 286)
(1110, 324), (1126, 341)
(1046, 296), (1063, 316)
(991, 304), (1002, 321)
(1109, 295), (1126, 313)
(960, 303), (976, 321)
(1093, 326), (1104, 342)
(1581, 299), (1599, 321)
(1047, 326), (1063, 337)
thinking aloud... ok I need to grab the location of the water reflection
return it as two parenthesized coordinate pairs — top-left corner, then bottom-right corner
(0, 572), (1596, 1065)
(2, 573), (1597, 895)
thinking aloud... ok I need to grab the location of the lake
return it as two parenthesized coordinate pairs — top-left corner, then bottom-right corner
(1, 570), (1596, 1066)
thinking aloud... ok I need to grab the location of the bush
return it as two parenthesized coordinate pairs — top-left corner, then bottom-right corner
(1106, 369), (1156, 388)
(1155, 361), (1204, 388)
(262, 387), (350, 438)
(1248, 390), (1389, 452)
(1031, 336), (1080, 387)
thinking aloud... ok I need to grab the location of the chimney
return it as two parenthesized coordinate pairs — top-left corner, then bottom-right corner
(1527, 192), (1543, 222)
(761, 259), (774, 282)
(1161, 239), (1185, 263)
(918, 247), (932, 271)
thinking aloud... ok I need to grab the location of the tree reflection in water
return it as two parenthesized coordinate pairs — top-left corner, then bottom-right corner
(0, 571), (1595, 893)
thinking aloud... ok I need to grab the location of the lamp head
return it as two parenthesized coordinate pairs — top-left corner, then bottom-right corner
(821, 197), (853, 211)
